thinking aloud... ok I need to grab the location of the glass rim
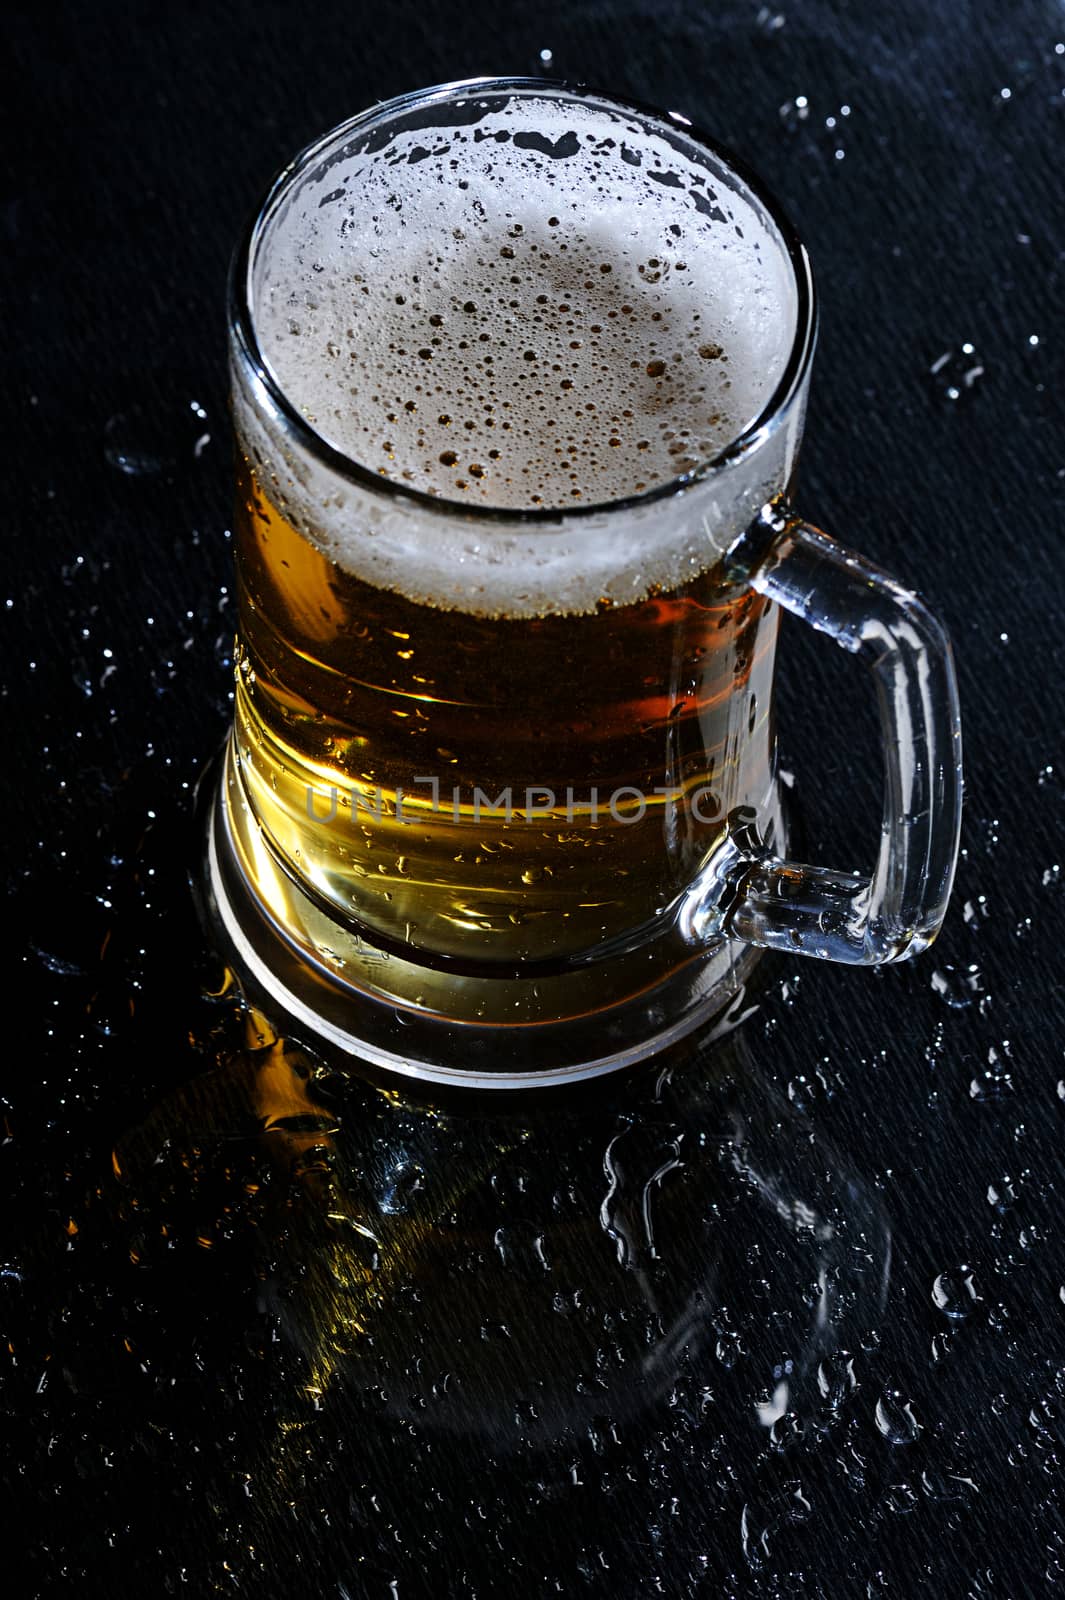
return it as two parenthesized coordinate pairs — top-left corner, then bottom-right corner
(229, 75), (817, 528)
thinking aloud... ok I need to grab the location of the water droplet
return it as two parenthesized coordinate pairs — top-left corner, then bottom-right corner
(930, 962), (984, 1008)
(768, 1410), (803, 1451)
(715, 1329), (742, 1369)
(924, 1019), (946, 1067)
(740, 1482), (811, 1569)
(377, 1159), (425, 1214)
(1029, 1397), (1065, 1446)
(755, 6), (787, 35)
(755, 1378), (790, 1427)
(786, 1066), (831, 1112)
(494, 1221), (551, 1276)
(586, 1414), (621, 1455)
(970, 1043), (1015, 1101)
(979, 816), (1001, 852)
(932, 1266), (982, 1319)
(883, 1481), (919, 1514)
(987, 1174), (1020, 1212)
(962, 894), (990, 929)
(599, 1123), (683, 1270)
(875, 1388), (922, 1444)
(479, 1321), (511, 1341)
(929, 343), (985, 402)
(778, 94), (810, 133)
(931, 1330), (954, 1363)
(103, 398), (213, 477)
(817, 1350), (858, 1409)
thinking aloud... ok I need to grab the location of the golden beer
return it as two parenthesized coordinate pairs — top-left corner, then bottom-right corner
(231, 455), (778, 968)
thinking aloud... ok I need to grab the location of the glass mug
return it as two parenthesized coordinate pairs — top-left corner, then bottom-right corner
(203, 78), (962, 1089)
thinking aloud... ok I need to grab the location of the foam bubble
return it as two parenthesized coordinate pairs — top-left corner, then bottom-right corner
(242, 93), (800, 614)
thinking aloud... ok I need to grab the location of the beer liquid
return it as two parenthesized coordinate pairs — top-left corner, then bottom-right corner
(233, 98), (790, 970)
(234, 473), (776, 963)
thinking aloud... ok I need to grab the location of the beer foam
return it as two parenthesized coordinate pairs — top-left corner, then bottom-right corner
(242, 92), (801, 614)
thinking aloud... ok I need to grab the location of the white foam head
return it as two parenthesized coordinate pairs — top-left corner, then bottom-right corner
(239, 87), (803, 615)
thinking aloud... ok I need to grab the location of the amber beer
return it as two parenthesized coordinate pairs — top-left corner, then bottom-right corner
(232, 462), (778, 967)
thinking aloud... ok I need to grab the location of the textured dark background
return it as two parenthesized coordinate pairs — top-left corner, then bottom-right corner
(4, 2), (1065, 1595)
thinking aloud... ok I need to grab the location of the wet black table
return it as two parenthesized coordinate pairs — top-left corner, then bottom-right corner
(6, 2), (1064, 1595)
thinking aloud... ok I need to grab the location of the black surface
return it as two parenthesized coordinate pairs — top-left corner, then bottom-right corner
(4, 2), (1065, 1595)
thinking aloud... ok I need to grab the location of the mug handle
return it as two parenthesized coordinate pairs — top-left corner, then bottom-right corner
(679, 503), (963, 965)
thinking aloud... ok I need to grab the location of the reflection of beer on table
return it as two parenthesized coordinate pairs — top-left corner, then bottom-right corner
(231, 100), (793, 973)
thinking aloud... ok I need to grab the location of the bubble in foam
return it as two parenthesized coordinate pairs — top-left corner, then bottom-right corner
(243, 94), (798, 615)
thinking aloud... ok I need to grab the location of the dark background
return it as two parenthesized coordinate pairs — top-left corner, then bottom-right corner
(4, 1), (1064, 1595)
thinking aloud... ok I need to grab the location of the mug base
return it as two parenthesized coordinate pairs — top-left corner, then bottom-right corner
(195, 745), (766, 1090)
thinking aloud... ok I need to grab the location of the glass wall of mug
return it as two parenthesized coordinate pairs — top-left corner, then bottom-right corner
(204, 79), (960, 1087)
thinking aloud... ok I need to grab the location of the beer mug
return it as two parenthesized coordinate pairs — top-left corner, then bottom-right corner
(204, 78), (962, 1089)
